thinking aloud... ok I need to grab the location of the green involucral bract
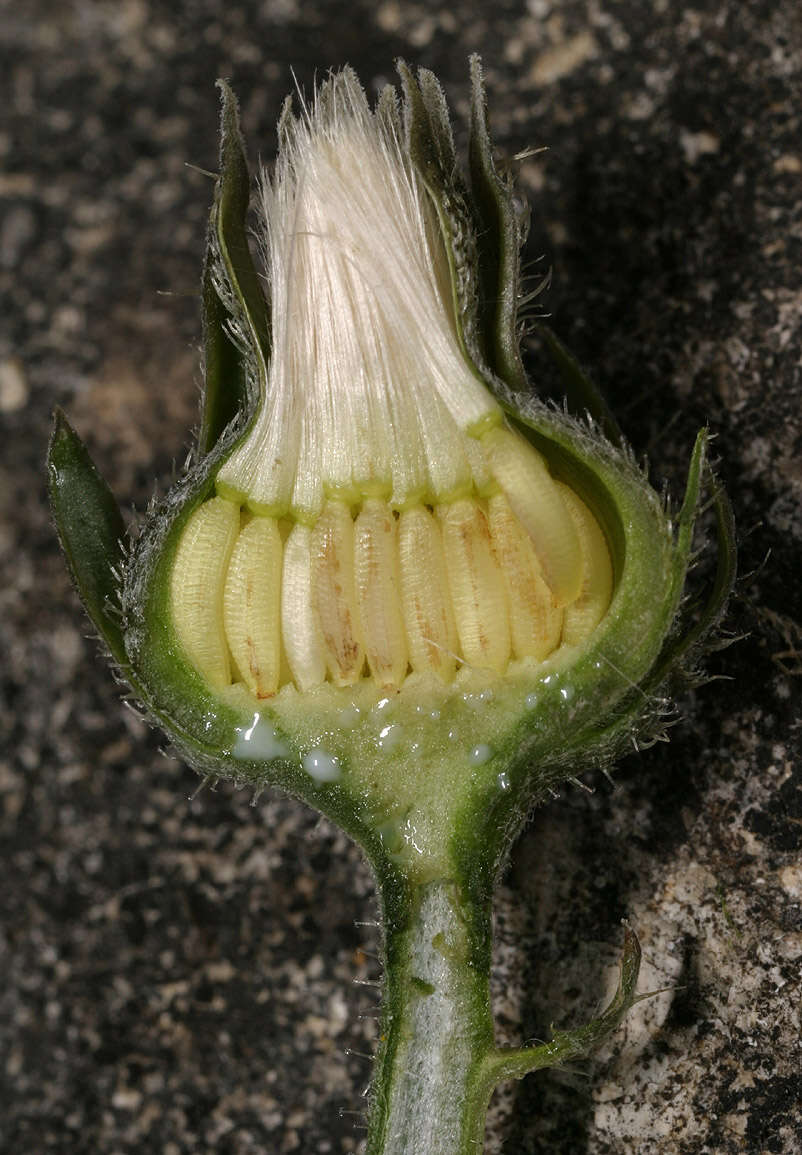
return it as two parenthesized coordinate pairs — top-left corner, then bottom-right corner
(48, 58), (735, 1155)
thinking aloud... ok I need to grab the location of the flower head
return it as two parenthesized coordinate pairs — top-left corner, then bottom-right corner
(172, 68), (612, 707)
(48, 61), (734, 882)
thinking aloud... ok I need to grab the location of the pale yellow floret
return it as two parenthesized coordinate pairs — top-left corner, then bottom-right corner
(438, 498), (511, 675)
(557, 484), (614, 647)
(310, 500), (365, 686)
(398, 506), (458, 681)
(172, 471), (613, 696)
(481, 425), (582, 607)
(170, 496), (240, 688)
(280, 523), (328, 691)
(223, 515), (283, 698)
(354, 499), (409, 688)
(487, 493), (563, 660)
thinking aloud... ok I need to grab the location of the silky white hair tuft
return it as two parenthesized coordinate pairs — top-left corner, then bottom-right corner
(217, 69), (498, 517)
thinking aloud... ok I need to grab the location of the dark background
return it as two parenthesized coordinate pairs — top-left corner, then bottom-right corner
(2, 1), (801, 1152)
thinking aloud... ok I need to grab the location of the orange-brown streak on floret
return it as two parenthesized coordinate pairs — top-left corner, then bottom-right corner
(311, 500), (365, 686)
(355, 499), (409, 688)
(487, 494), (563, 661)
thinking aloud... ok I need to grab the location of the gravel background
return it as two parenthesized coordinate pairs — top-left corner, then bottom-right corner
(2, 1), (801, 1152)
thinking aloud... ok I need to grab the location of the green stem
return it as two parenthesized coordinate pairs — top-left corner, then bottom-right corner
(361, 870), (643, 1154)
(365, 876), (497, 1155)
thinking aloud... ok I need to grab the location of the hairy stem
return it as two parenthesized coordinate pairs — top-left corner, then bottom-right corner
(365, 876), (497, 1155)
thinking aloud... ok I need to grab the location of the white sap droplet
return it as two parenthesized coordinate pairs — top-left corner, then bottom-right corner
(448, 728), (459, 742)
(462, 690), (493, 711)
(560, 685), (574, 701)
(430, 709), (441, 720)
(339, 704), (361, 729)
(233, 713), (289, 760)
(469, 744), (493, 766)
(525, 693), (538, 709)
(377, 723), (402, 752)
(497, 772), (510, 791)
(303, 749), (341, 782)
(374, 697), (392, 713)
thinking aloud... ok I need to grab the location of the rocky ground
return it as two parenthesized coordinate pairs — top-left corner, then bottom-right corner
(2, 1), (800, 1151)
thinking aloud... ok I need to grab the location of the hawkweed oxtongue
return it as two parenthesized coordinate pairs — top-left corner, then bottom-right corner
(48, 59), (735, 1155)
